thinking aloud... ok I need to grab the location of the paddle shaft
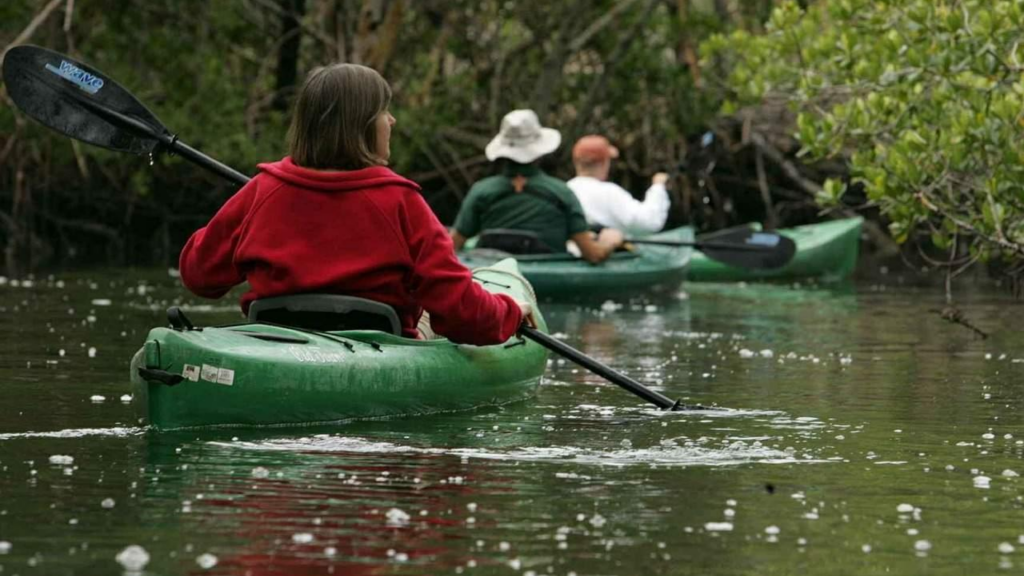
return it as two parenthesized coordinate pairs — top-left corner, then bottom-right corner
(626, 238), (780, 252)
(519, 326), (682, 410)
(75, 95), (250, 186)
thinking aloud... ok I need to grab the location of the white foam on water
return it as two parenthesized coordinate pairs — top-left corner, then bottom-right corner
(0, 426), (146, 440)
(115, 545), (150, 571)
(386, 508), (411, 527)
(641, 407), (782, 419)
(213, 433), (819, 468)
(196, 553), (218, 569)
(127, 302), (239, 313)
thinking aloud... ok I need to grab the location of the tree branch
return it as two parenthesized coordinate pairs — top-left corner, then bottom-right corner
(1, 0), (65, 67)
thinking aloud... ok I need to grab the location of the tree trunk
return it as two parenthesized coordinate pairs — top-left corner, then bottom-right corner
(273, 0), (306, 112)
(5, 160), (30, 277)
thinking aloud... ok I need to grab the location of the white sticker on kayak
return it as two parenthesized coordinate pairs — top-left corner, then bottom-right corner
(216, 368), (235, 386)
(182, 364), (200, 382)
(201, 364), (219, 382)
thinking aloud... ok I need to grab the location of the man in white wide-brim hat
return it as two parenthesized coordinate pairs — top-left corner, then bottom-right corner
(450, 109), (623, 263)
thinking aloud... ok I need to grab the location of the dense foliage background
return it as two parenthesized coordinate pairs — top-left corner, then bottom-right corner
(1, 0), (826, 275)
(10, 0), (1020, 292)
(704, 0), (1024, 290)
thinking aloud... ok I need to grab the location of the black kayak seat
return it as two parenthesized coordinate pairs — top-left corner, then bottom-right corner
(477, 228), (554, 255)
(247, 294), (402, 336)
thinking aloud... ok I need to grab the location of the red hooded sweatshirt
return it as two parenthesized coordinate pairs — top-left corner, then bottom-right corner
(178, 157), (522, 345)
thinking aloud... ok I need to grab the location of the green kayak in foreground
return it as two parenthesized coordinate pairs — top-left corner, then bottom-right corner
(130, 259), (548, 430)
(688, 217), (863, 283)
(460, 226), (694, 299)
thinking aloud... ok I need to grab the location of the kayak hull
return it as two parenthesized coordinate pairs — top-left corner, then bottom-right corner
(460, 226), (694, 299)
(130, 259), (548, 430)
(687, 217), (863, 282)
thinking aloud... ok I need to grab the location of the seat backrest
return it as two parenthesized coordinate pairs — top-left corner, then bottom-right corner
(248, 294), (402, 335)
(477, 228), (554, 255)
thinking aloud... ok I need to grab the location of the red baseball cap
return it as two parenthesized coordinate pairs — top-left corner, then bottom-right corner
(572, 135), (620, 163)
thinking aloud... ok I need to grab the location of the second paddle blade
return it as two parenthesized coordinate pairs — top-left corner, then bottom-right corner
(3, 45), (167, 155)
(698, 226), (797, 270)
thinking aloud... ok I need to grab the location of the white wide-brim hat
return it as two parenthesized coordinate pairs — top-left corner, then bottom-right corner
(485, 109), (562, 164)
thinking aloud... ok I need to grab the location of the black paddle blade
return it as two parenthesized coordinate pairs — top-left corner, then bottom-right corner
(697, 227), (797, 269)
(2, 45), (168, 155)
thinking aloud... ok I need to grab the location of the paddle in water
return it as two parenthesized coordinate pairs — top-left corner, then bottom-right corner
(3, 45), (703, 412)
(518, 326), (690, 410)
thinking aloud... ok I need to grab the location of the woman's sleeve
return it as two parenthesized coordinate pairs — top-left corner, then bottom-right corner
(178, 183), (255, 299)
(401, 192), (523, 345)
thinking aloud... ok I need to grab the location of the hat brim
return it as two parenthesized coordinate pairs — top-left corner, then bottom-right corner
(485, 128), (562, 164)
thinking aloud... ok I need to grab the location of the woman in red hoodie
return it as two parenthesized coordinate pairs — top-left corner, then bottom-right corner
(178, 64), (529, 345)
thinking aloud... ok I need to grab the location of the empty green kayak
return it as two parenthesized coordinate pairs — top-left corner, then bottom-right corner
(460, 226), (694, 299)
(688, 217), (863, 282)
(130, 259), (548, 430)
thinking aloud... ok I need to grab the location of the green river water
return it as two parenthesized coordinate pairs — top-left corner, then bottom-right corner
(0, 268), (1022, 575)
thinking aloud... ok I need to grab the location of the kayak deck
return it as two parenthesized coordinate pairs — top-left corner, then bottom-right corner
(131, 259), (549, 430)
(460, 226), (694, 299)
(687, 217), (863, 283)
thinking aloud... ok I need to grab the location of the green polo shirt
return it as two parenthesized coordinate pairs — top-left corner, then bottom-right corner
(454, 163), (589, 252)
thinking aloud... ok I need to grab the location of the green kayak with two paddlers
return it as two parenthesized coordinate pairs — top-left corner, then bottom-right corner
(130, 259), (549, 430)
(688, 217), (864, 283)
(460, 226), (696, 299)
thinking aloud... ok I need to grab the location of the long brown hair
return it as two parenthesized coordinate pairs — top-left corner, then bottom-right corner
(287, 63), (392, 170)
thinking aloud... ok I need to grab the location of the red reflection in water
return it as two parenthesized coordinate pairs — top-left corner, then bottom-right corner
(181, 452), (509, 575)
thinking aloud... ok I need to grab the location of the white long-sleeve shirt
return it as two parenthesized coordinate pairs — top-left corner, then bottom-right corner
(566, 176), (670, 235)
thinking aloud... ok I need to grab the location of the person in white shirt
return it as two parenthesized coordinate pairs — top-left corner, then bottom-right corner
(567, 135), (670, 235)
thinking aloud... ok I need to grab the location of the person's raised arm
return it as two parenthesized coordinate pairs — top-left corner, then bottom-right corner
(572, 228), (624, 264)
(612, 173), (670, 234)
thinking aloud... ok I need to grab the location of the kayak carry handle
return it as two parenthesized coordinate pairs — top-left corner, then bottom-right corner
(168, 306), (197, 331)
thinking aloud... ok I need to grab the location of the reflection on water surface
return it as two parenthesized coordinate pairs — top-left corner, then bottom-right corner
(1, 270), (1022, 575)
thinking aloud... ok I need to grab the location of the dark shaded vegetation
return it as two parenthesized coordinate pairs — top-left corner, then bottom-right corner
(3, 0), (870, 277)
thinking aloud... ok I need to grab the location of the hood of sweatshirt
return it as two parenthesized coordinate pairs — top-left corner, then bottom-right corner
(257, 156), (421, 192)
